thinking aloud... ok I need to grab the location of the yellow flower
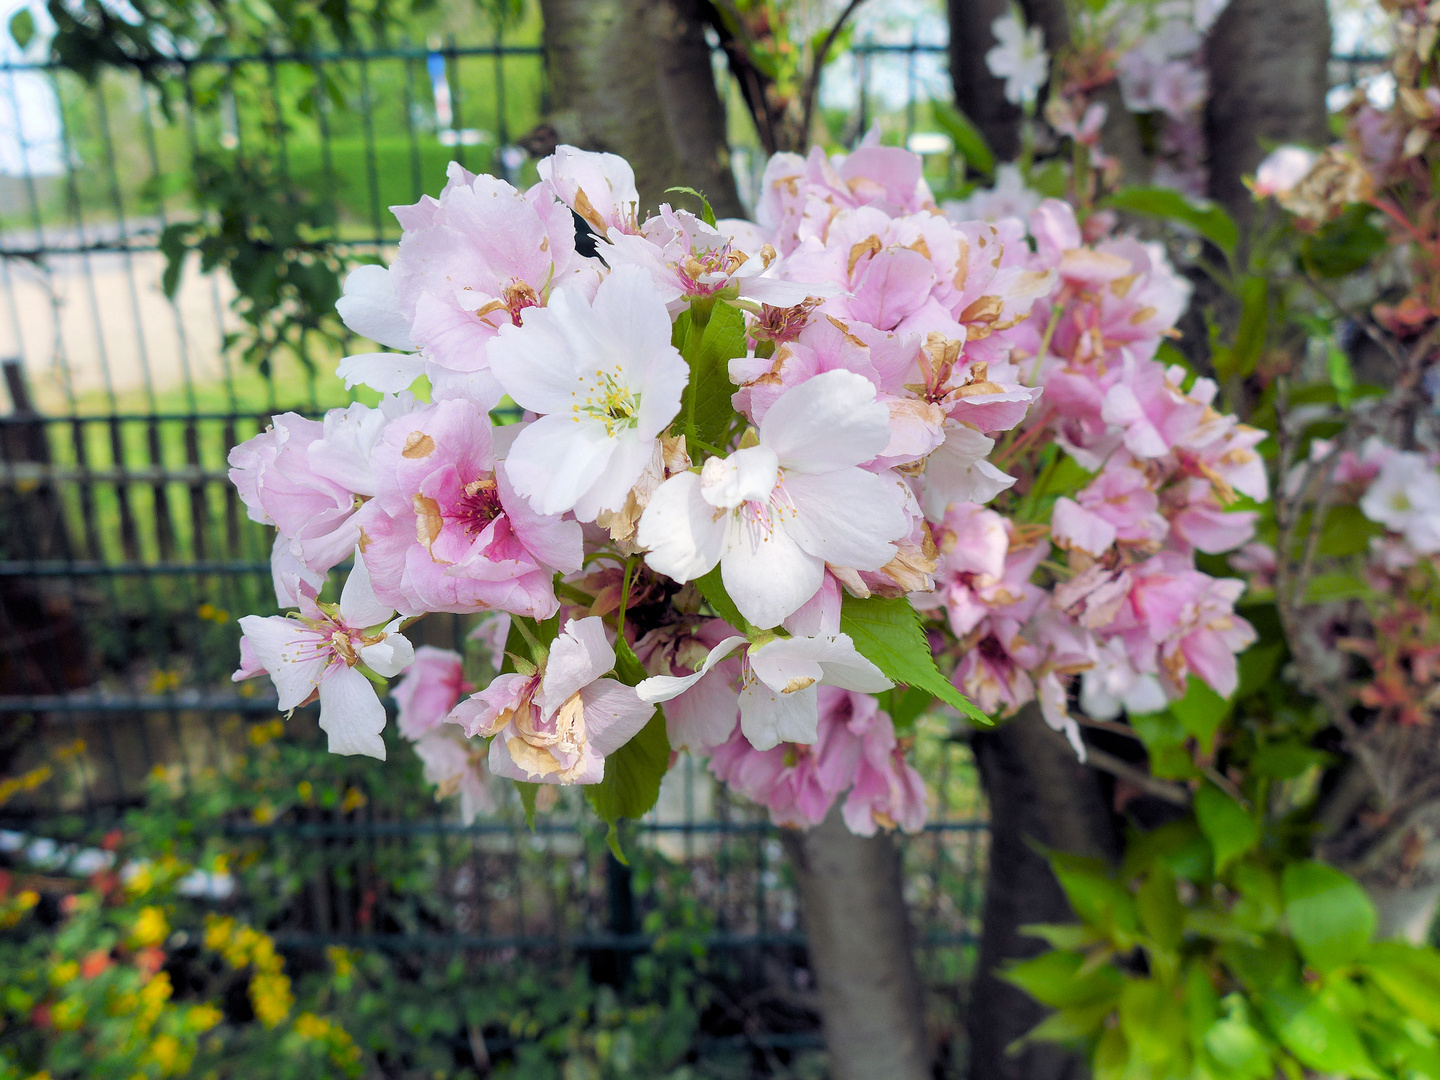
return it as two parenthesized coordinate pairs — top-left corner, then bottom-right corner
(248, 719), (284, 746)
(249, 971), (293, 1028)
(204, 914), (235, 951)
(295, 1011), (330, 1040)
(50, 997), (85, 1031)
(16, 890), (39, 912)
(129, 906), (169, 948)
(252, 802), (276, 825)
(187, 1003), (222, 1032)
(145, 1033), (181, 1074)
(296, 780), (313, 802)
(326, 946), (355, 980)
(125, 863), (156, 898)
(341, 786), (368, 813)
(48, 961), (79, 987)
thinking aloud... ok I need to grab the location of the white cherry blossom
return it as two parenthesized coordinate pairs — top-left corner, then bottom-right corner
(636, 370), (910, 629)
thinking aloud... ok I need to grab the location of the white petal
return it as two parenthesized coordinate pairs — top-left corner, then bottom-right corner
(636, 636), (747, 703)
(637, 472), (728, 583)
(318, 666), (388, 759)
(336, 351), (427, 394)
(781, 468), (907, 571)
(336, 264), (414, 350)
(739, 676), (819, 750)
(239, 615), (328, 711)
(358, 626), (415, 678)
(539, 617), (617, 717)
(339, 551), (394, 629)
(700, 445), (779, 509)
(503, 413), (617, 517)
(760, 369), (893, 473)
(580, 679), (657, 757)
(749, 633), (891, 696)
(487, 289), (593, 414)
(721, 517), (824, 629)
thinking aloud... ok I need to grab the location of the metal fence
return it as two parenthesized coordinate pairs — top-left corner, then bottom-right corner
(0, 20), (1395, 1068)
(0, 31), (991, 1069)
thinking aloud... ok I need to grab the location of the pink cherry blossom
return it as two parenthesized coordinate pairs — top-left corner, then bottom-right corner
(393, 646), (474, 740)
(449, 617), (654, 785)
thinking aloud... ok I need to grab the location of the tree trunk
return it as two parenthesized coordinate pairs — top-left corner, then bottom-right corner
(947, 0), (1023, 162)
(1204, 0), (1331, 228)
(536, 0), (743, 218)
(967, 705), (1121, 1080)
(782, 807), (931, 1080)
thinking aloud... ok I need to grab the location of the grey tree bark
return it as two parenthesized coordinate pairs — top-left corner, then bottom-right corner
(1203, 0), (1332, 227)
(535, 0), (743, 218)
(781, 806), (931, 1080)
(947, 0), (1023, 161)
(967, 705), (1120, 1080)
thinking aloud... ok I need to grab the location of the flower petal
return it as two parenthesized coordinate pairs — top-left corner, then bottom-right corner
(318, 666), (388, 759)
(759, 369), (892, 473)
(637, 472), (728, 583)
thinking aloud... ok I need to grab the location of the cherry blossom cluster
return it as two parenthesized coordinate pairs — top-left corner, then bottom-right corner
(924, 196), (1265, 754)
(225, 136), (1262, 833)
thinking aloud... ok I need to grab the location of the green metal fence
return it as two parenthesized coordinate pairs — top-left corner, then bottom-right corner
(0, 36), (992, 1068)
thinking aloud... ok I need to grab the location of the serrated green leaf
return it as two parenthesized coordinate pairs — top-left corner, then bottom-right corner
(838, 594), (991, 725)
(676, 300), (747, 450)
(1194, 784), (1258, 875)
(1282, 861), (1375, 972)
(584, 710), (669, 848)
(1103, 186), (1238, 258)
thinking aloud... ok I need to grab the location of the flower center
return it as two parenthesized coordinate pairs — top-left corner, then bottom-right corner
(455, 475), (504, 537)
(574, 370), (642, 437)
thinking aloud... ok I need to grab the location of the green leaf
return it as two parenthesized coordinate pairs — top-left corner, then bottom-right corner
(1049, 852), (1138, 935)
(1093, 1025), (1129, 1080)
(1300, 205), (1388, 277)
(1366, 941), (1440, 1027)
(515, 782), (539, 829)
(1261, 985), (1381, 1077)
(1021, 922), (1096, 951)
(1249, 741), (1332, 779)
(1119, 977), (1188, 1070)
(612, 631), (648, 686)
(8, 8), (34, 49)
(838, 594), (991, 725)
(1128, 709), (1200, 780)
(158, 223), (193, 300)
(1170, 676), (1232, 754)
(665, 186), (717, 228)
(1282, 861), (1376, 972)
(1003, 950), (1124, 1008)
(1302, 570), (1371, 604)
(1204, 999), (1274, 1079)
(1217, 275), (1269, 381)
(1136, 863), (1184, 952)
(1236, 642), (1284, 699)
(584, 710), (670, 854)
(1194, 784), (1258, 875)
(1314, 504), (1386, 558)
(929, 100), (996, 175)
(677, 301), (748, 449)
(1103, 186), (1238, 259)
(1021, 1000), (1116, 1043)
(1231, 862), (1283, 932)
(695, 566), (746, 631)
(1326, 338), (1355, 407)
(886, 685), (935, 733)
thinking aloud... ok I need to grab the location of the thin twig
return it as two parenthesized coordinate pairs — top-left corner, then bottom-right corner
(798, 0), (867, 150)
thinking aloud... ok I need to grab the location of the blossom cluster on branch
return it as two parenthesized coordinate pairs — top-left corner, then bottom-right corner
(226, 135), (1262, 835)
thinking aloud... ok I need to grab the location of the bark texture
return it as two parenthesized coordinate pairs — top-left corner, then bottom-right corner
(536, 0), (743, 218)
(947, 0), (1023, 161)
(782, 807), (931, 1080)
(1204, 0), (1332, 227)
(967, 705), (1120, 1080)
